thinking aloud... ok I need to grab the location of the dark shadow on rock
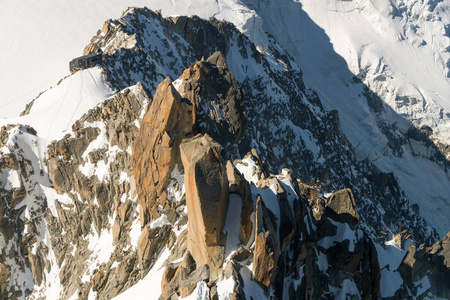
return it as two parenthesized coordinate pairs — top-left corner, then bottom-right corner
(240, 0), (449, 241)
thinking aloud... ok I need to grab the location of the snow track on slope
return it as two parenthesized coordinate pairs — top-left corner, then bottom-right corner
(0, 67), (114, 140)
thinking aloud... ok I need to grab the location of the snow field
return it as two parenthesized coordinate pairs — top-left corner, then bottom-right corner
(0, 68), (114, 140)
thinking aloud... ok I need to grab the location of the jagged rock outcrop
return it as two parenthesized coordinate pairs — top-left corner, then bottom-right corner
(180, 134), (229, 278)
(226, 161), (253, 245)
(132, 77), (194, 225)
(39, 83), (150, 299)
(175, 51), (248, 154)
(325, 188), (360, 230)
(82, 6), (439, 244)
(230, 152), (384, 299)
(137, 225), (173, 270)
(161, 252), (210, 299)
(131, 50), (249, 228)
(0, 125), (40, 298)
(254, 195), (280, 291)
(398, 232), (450, 298)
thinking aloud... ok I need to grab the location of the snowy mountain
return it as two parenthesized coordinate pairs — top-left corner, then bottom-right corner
(0, 1), (449, 299)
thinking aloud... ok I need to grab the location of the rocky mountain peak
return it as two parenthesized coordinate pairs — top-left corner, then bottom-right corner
(176, 51), (248, 155)
(0, 6), (448, 300)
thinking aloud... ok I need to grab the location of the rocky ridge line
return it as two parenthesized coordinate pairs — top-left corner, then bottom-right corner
(0, 8), (447, 300)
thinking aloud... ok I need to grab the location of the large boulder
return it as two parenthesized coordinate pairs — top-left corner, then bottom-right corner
(180, 134), (229, 278)
(325, 189), (360, 230)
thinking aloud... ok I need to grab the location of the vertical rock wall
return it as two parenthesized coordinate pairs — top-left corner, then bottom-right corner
(180, 134), (229, 277)
(132, 77), (194, 225)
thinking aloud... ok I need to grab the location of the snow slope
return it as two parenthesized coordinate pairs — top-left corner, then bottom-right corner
(229, 0), (450, 236)
(131, 0), (450, 238)
(0, 1), (166, 118)
(280, 0), (450, 155)
(0, 67), (114, 140)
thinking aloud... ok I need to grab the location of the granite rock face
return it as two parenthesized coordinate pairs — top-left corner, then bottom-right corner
(253, 195), (280, 291)
(180, 134), (229, 278)
(325, 188), (360, 230)
(132, 76), (194, 225)
(175, 51), (248, 155)
(1, 7), (449, 300)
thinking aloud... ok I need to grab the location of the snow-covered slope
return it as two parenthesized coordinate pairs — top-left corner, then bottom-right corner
(0, 1), (449, 299)
(3, 2), (449, 236)
(227, 0), (450, 236)
(118, 0), (450, 237)
(0, 67), (114, 140)
(0, 0), (256, 118)
(0, 1), (167, 118)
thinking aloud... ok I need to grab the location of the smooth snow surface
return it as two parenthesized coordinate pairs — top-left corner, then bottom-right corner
(224, 194), (243, 259)
(380, 269), (404, 298)
(0, 67), (113, 140)
(217, 276), (238, 300)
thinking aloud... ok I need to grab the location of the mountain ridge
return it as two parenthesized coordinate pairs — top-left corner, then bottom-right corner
(0, 3), (449, 299)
